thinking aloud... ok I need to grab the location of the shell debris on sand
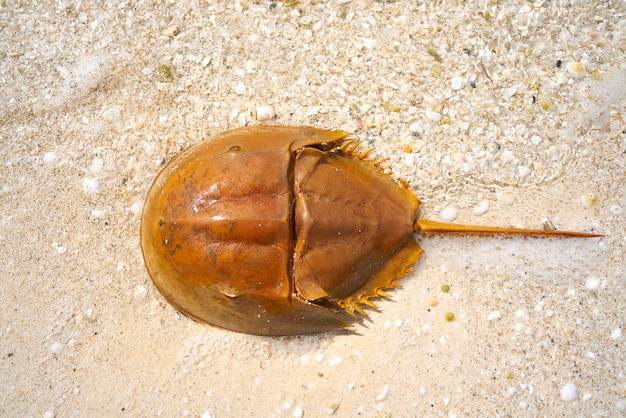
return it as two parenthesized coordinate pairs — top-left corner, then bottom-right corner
(439, 206), (458, 223)
(560, 383), (579, 402)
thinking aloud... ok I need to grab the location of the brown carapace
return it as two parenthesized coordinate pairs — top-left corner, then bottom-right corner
(140, 126), (600, 336)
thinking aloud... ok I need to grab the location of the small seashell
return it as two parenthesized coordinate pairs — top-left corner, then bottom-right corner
(581, 192), (598, 208)
(472, 201), (489, 216)
(439, 206), (458, 222)
(162, 25), (179, 37)
(50, 342), (65, 354)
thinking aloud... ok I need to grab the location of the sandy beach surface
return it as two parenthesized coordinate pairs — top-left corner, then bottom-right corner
(1, 1), (625, 416)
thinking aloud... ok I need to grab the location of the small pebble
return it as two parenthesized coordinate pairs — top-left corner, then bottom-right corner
(377, 385), (389, 401)
(50, 342), (65, 354)
(43, 412), (55, 418)
(200, 412), (212, 418)
(283, 401), (293, 410)
(472, 201), (489, 216)
(316, 352), (324, 363)
(617, 400), (626, 412)
(445, 312), (455, 322)
(440, 206), (458, 222)
(560, 383), (579, 402)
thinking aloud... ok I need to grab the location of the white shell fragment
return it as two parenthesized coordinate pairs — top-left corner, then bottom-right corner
(162, 25), (179, 37)
(487, 311), (501, 321)
(560, 383), (579, 402)
(377, 385), (390, 401)
(584, 277), (601, 290)
(234, 81), (246, 95)
(83, 178), (101, 193)
(609, 205), (623, 215)
(610, 328), (622, 340)
(439, 206), (458, 222)
(255, 105), (275, 122)
(292, 406), (303, 418)
(450, 76), (464, 91)
(50, 342), (65, 354)
(43, 152), (56, 164)
(472, 201), (489, 216)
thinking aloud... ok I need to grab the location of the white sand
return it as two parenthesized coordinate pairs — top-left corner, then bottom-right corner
(1, 1), (624, 416)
